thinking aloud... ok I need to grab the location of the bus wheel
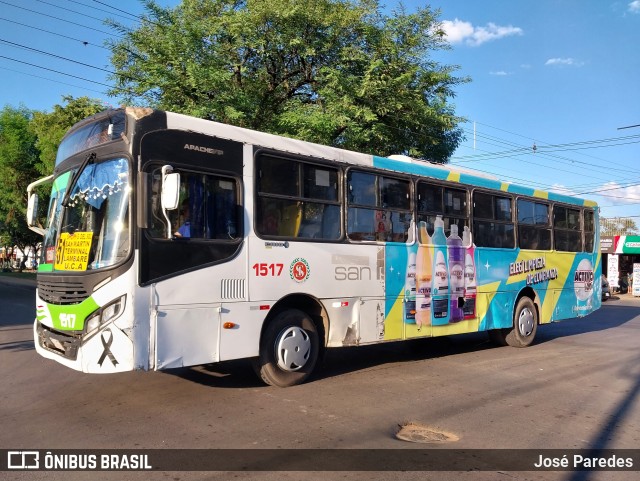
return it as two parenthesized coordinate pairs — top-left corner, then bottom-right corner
(506, 297), (538, 347)
(489, 297), (537, 347)
(257, 309), (319, 387)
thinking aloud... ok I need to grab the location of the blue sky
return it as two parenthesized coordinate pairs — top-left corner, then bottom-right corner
(1, 0), (639, 222)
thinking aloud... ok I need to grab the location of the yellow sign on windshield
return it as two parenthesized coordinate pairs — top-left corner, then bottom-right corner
(55, 232), (93, 271)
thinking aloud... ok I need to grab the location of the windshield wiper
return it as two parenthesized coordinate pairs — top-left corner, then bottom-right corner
(61, 152), (96, 208)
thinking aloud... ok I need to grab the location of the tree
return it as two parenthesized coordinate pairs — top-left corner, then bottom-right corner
(601, 217), (639, 236)
(107, 0), (468, 161)
(0, 98), (105, 270)
(0, 105), (42, 268)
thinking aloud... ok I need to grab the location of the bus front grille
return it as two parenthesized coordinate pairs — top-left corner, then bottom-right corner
(38, 280), (89, 305)
(36, 322), (80, 360)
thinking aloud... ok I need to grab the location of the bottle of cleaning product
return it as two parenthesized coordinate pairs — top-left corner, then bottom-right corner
(415, 222), (432, 328)
(447, 224), (465, 322)
(463, 226), (477, 320)
(404, 252), (417, 323)
(431, 216), (449, 325)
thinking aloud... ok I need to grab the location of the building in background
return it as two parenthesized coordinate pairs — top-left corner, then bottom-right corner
(600, 235), (640, 292)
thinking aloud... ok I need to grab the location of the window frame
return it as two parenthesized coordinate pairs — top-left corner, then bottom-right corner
(516, 197), (552, 251)
(583, 208), (596, 253)
(146, 163), (243, 244)
(415, 179), (469, 238)
(552, 203), (583, 252)
(346, 167), (412, 243)
(472, 190), (515, 249)
(254, 151), (343, 241)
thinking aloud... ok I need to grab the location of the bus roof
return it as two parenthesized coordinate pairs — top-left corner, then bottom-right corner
(147, 108), (597, 209)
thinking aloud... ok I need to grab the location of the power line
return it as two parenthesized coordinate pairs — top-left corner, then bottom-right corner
(0, 38), (116, 75)
(0, 0), (117, 37)
(90, 0), (144, 22)
(0, 16), (110, 50)
(0, 65), (106, 94)
(457, 128), (635, 182)
(576, 180), (640, 196)
(0, 54), (113, 88)
(465, 119), (619, 166)
(453, 133), (640, 161)
(460, 126), (640, 176)
(65, 0), (140, 22)
(458, 120), (640, 197)
(35, 0), (121, 27)
(90, 0), (166, 29)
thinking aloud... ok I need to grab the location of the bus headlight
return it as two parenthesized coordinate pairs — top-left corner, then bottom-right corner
(85, 295), (126, 333)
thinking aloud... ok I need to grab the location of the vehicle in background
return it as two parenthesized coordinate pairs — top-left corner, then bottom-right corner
(602, 276), (610, 301)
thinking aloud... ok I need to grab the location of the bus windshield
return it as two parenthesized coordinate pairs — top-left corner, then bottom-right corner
(41, 157), (130, 271)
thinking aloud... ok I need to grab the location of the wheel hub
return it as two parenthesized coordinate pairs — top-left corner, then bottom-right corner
(518, 307), (535, 337)
(275, 326), (311, 372)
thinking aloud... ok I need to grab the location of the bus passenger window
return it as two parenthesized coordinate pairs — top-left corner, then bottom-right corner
(417, 181), (468, 239)
(256, 154), (341, 240)
(553, 205), (582, 252)
(584, 209), (595, 252)
(517, 199), (551, 250)
(472, 192), (514, 248)
(347, 170), (411, 242)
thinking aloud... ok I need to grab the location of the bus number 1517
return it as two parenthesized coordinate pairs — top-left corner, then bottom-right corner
(252, 263), (284, 277)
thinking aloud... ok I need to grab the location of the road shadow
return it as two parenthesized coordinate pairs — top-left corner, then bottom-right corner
(563, 352), (640, 481)
(163, 360), (265, 389)
(535, 302), (638, 344)
(0, 338), (35, 352)
(168, 301), (640, 389)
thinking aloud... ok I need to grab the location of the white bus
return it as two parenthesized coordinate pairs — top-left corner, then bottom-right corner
(27, 107), (601, 386)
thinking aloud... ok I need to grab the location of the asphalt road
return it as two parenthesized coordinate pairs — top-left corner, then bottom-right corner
(0, 275), (638, 481)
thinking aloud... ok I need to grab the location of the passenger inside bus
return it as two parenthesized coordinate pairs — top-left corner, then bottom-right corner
(174, 200), (190, 237)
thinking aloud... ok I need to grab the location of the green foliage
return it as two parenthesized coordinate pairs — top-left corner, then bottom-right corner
(0, 97), (105, 258)
(0, 105), (42, 257)
(108, 0), (468, 161)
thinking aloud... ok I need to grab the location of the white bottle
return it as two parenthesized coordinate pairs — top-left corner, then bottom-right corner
(447, 224), (465, 323)
(404, 252), (417, 323)
(415, 222), (432, 328)
(463, 226), (477, 320)
(431, 216), (449, 324)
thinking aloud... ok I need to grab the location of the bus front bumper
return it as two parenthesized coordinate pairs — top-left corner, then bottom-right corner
(34, 320), (134, 373)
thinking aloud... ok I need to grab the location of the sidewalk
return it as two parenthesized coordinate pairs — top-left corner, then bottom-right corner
(608, 291), (640, 302)
(0, 271), (37, 288)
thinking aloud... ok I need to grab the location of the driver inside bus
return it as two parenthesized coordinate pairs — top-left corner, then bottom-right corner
(174, 200), (190, 237)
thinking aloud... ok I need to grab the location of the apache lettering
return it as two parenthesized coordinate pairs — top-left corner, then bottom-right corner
(184, 144), (223, 155)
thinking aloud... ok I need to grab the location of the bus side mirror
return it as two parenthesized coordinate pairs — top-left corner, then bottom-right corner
(27, 193), (39, 228)
(26, 174), (53, 236)
(161, 172), (181, 211)
(160, 166), (180, 239)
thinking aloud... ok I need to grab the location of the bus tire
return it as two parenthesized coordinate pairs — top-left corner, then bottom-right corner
(505, 296), (538, 347)
(256, 309), (319, 387)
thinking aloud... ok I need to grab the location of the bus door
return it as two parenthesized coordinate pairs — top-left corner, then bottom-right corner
(139, 130), (246, 369)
